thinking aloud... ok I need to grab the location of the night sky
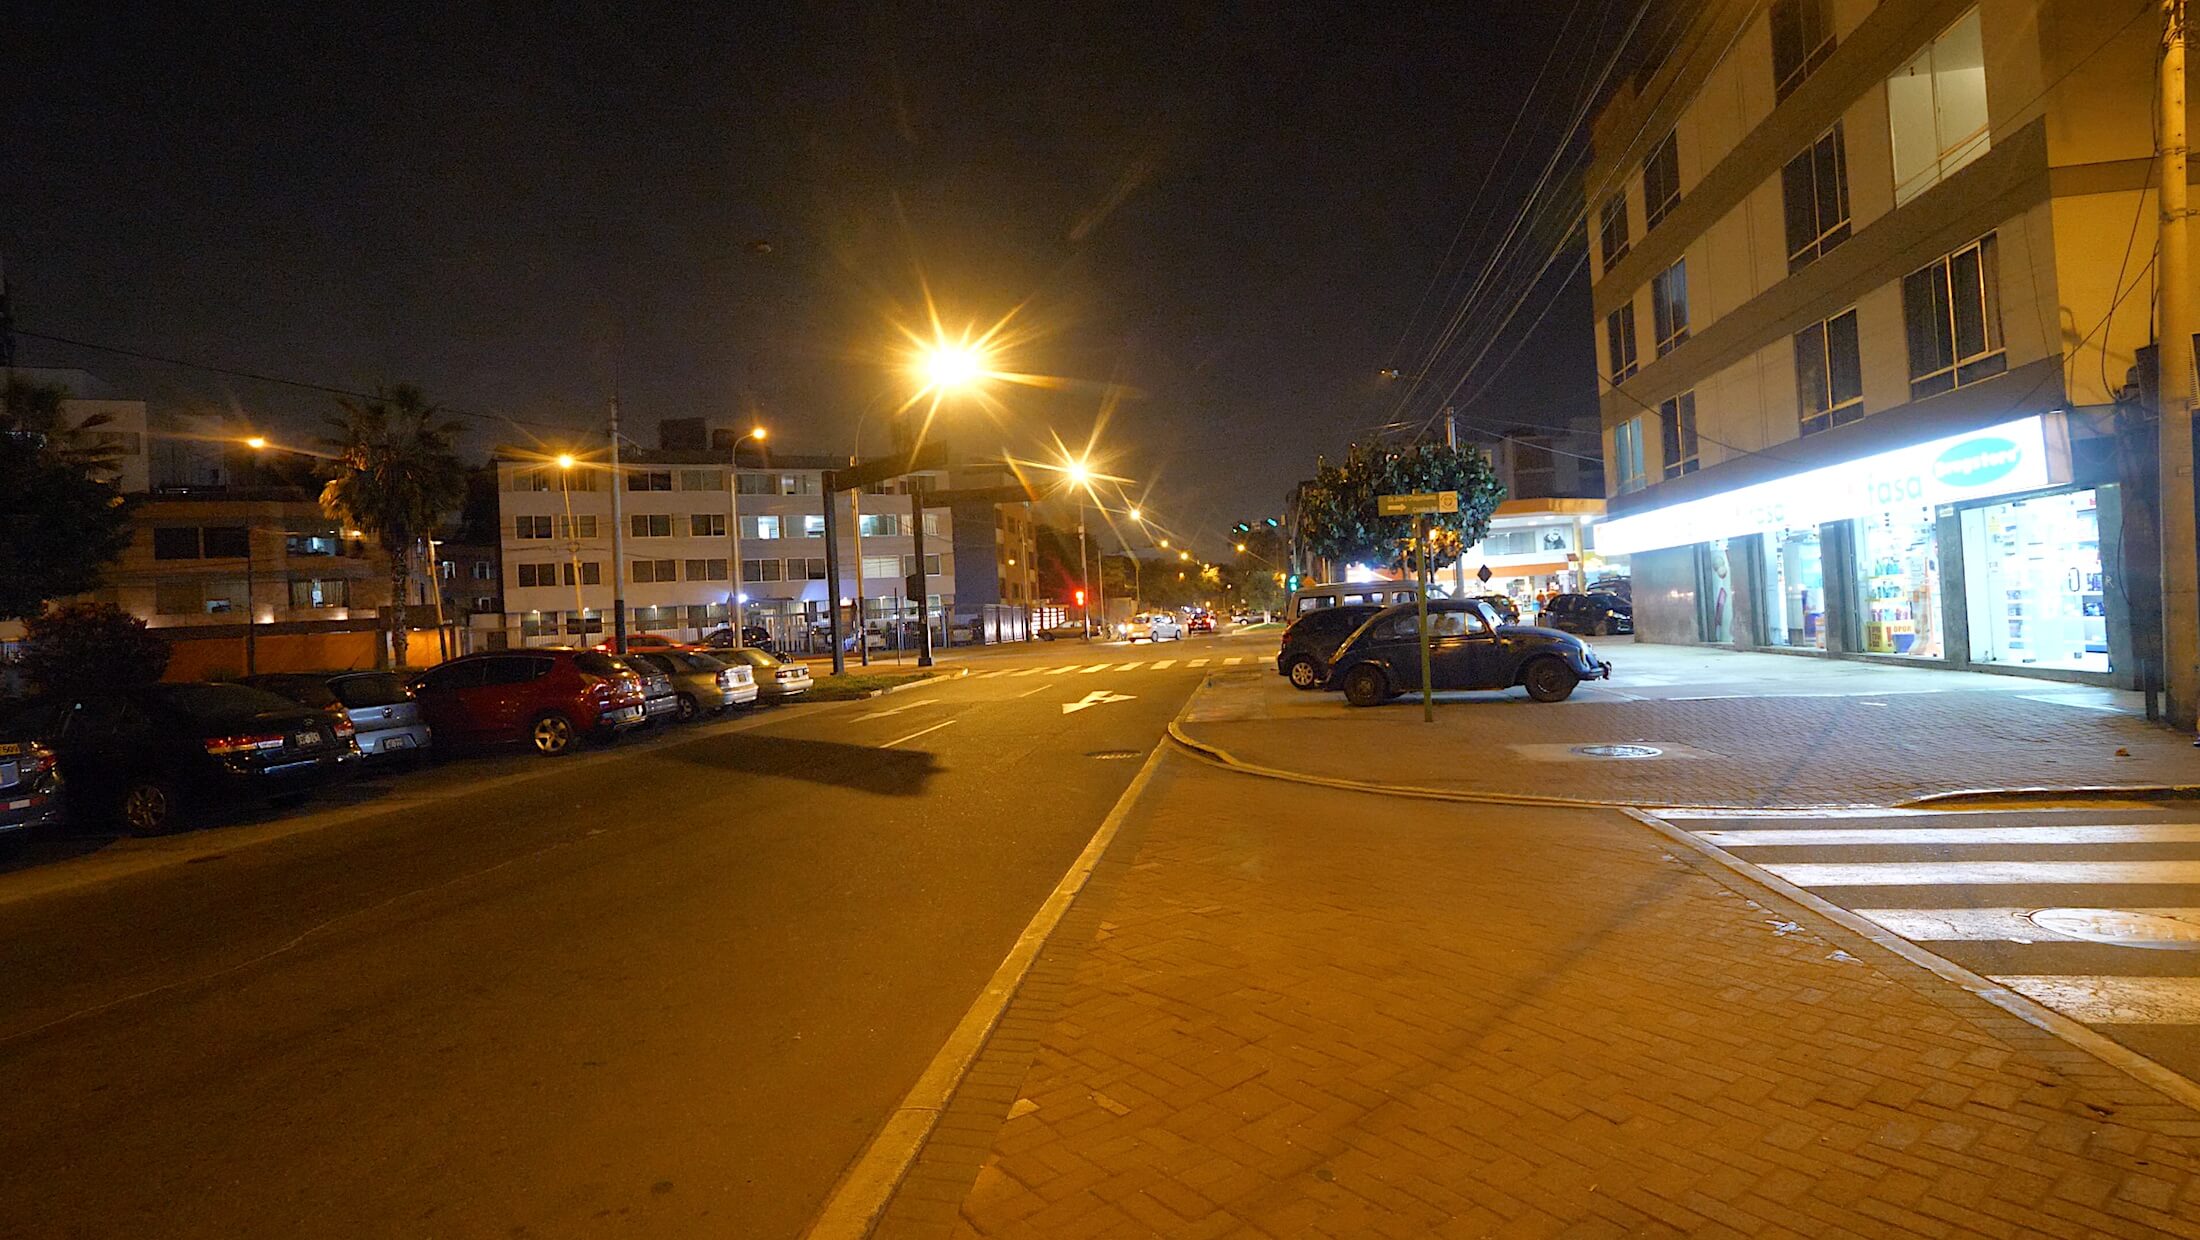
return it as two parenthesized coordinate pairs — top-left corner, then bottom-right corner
(9, 3), (1622, 554)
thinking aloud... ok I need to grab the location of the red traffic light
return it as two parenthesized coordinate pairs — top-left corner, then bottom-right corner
(1074, 589), (1087, 606)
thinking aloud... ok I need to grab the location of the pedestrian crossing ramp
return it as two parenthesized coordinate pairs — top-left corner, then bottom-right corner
(961, 655), (1255, 680)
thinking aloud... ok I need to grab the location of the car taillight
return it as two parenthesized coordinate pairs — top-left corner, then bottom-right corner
(322, 703), (356, 738)
(716, 669), (734, 688)
(205, 732), (287, 756)
(23, 743), (55, 776)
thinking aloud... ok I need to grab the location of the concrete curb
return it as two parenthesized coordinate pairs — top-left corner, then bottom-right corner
(865, 667), (965, 698)
(1900, 783), (2200, 808)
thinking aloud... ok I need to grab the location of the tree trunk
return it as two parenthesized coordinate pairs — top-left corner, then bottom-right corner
(389, 561), (410, 669)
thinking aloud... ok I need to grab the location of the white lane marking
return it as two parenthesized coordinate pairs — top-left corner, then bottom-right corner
(1150, 659), (1176, 670)
(881, 719), (957, 748)
(1992, 976), (2200, 1024)
(1701, 825), (2200, 847)
(801, 736), (1174, 1240)
(1764, 860), (2200, 887)
(1013, 683), (1053, 699)
(1063, 690), (1136, 715)
(1078, 663), (1112, 674)
(1224, 656), (1243, 665)
(1008, 668), (1044, 677)
(1048, 664), (1084, 675)
(852, 699), (936, 722)
(1114, 661), (1144, 672)
(1188, 658), (1209, 667)
(971, 670), (1012, 680)
(1860, 907), (2200, 941)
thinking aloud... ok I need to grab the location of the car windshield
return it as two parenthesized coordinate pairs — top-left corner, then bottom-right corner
(242, 675), (340, 708)
(572, 652), (628, 678)
(144, 682), (310, 723)
(330, 672), (410, 708)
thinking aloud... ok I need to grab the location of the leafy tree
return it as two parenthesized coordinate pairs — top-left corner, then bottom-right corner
(1295, 441), (1506, 572)
(0, 381), (135, 620)
(319, 386), (467, 668)
(20, 603), (171, 695)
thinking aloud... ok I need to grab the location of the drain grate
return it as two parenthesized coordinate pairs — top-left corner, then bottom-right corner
(1086, 749), (1141, 760)
(1572, 744), (1664, 759)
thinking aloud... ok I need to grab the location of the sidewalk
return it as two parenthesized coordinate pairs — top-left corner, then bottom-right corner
(867, 753), (2200, 1239)
(1177, 642), (2199, 808)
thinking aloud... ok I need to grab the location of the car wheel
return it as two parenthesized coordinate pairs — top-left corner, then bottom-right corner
(1522, 658), (1580, 703)
(1285, 656), (1322, 690)
(1591, 619), (1609, 638)
(530, 711), (579, 756)
(1343, 666), (1390, 708)
(118, 778), (181, 836)
(675, 693), (699, 723)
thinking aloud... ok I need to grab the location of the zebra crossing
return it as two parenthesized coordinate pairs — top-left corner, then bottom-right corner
(960, 655), (1246, 681)
(1659, 804), (2200, 1047)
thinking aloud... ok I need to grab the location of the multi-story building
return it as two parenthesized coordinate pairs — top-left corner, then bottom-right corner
(492, 424), (961, 651)
(1585, 0), (2182, 685)
(11, 367), (151, 493)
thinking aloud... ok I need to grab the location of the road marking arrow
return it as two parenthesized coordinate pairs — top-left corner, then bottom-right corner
(1063, 690), (1136, 715)
(853, 698), (936, 722)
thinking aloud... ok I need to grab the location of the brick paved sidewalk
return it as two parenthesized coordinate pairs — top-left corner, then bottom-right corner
(870, 757), (2200, 1239)
(1178, 663), (2200, 808)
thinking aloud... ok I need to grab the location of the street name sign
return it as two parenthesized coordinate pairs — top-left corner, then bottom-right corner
(1377, 491), (1458, 516)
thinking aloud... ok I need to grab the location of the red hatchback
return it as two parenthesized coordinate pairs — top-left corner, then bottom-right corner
(409, 650), (647, 756)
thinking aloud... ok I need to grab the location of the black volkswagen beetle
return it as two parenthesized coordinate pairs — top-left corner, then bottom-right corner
(1324, 599), (1612, 706)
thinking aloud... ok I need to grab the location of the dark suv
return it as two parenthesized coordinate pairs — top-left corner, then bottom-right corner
(1275, 603), (1387, 690)
(409, 650), (646, 756)
(1541, 592), (1633, 637)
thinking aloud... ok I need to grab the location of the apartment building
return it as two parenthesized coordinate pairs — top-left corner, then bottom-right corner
(1585, 0), (2182, 685)
(492, 432), (958, 651)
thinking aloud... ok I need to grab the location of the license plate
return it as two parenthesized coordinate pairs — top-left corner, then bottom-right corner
(381, 735), (414, 750)
(293, 732), (323, 748)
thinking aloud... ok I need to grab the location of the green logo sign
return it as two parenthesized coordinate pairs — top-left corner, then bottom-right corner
(1932, 437), (2023, 488)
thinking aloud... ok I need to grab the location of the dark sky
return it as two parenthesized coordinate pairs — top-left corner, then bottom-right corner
(8, 2), (1617, 555)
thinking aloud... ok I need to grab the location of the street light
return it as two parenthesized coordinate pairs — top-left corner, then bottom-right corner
(727, 426), (767, 648)
(555, 454), (592, 637)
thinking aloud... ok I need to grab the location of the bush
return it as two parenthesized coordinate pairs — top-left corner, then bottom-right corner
(20, 603), (171, 696)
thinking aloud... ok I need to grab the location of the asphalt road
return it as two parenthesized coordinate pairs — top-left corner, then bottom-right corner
(0, 633), (1257, 1238)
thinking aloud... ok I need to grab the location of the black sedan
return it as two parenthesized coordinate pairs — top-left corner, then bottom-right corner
(1541, 591), (1633, 637)
(1324, 600), (1612, 706)
(0, 682), (359, 834)
(1275, 603), (1387, 690)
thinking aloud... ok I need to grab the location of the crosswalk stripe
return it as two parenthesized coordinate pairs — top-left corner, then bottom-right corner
(1701, 825), (2200, 847)
(1859, 907), (2200, 941)
(1764, 860), (2200, 887)
(1224, 656), (1243, 665)
(1150, 659), (1176, 670)
(1079, 663), (1112, 673)
(1991, 976), (2200, 1024)
(1114, 661), (1144, 671)
(1048, 665), (1084, 675)
(972, 669), (1011, 680)
(1187, 658), (1209, 667)
(1007, 668), (1043, 677)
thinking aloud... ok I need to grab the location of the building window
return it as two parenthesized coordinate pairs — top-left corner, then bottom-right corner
(736, 472), (777, 495)
(521, 612), (559, 638)
(515, 515), (553, 540)
(286, 532), (340, 557)
(1781, 122), (1851, 272)
(1651, 259), (1689, 356)
(801, 515), (826, 538)
(560, 469), (597, 492)
(782, 473), (819, 496)
(516, 564), (550, 588)
(565, 613), (605, 636)
(630, 514), (673, 538)
(472, 561), (495, 581)
(900, 554), (944, 577)
(154, 579), (200, 614)
(201, 527), (249, 558)
(1614, 417), (1647, 494)
(861, 554), (900, 580)
(691, 513), (727, 538)
(1659, 392), (1699, 479)
(569, 561), (601, 586)
(679, 469), (726, 491)
(551, 515), (596, 540)
(1642, 130), (1680, 230)
(801, 557), (829, 580)
(743, 558), (784, 582)
(740, 515), (782, 540)
(858, 514), (900, 537)
(1903, 233), (2006, 400)
(1771, 0), (1835, 100)
(1605, 302), (1639, 383)
(1889, 8), (1989, 205)
(922, 513), (941, 537)
(1597, 194), (1629, 269)
(288, 577), (349, 608)
(511, 468), (550, 492)
(474, 596), (497, 612)
(628, 470), (673, 492)
(152, 527), (201, 560)
(1795, 308), (1864, 434)
(632, 558), (678, 583)
(684, 558), (729, 581)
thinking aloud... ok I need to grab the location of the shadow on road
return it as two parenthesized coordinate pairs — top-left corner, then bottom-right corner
(669, 734), (944, 796)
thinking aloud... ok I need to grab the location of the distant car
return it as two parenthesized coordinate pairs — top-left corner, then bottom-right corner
(627, 650), (757, 720)
(1036, 621), (1089, 641)
(1542, 592), (1634, 637)
(0, 734), (65, 855)
(717, 647), (813, 700)
(1275, 602), (1387, 690)
(1474, 595), (1521, 624)
(409, 650), (646, 756)
(1186, 611), (1215, 634)
(1117, 612), (1184, 642)
(0, 682), (360, 835)
(240, 671), (431, 760)
(700, 625), (777, 653)
(1325, 599), (1612, 706)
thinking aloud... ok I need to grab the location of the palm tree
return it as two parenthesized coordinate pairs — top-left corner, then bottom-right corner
(320, 385), (466, 668)
(3, 376), (124, 477)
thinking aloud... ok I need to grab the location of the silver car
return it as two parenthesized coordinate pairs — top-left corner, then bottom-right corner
(718, 647), (813, 701)
(241, 671), (431, 759)
(627, 650), (758, 721)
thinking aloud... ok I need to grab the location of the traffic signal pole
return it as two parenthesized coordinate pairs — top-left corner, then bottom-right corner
(2159, 0), (2198, 726)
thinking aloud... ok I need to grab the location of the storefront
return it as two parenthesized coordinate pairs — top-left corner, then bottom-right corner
(1593, 413), (2124, 684)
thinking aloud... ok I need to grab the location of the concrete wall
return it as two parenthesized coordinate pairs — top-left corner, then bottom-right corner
(1630, 545), (1703, 645)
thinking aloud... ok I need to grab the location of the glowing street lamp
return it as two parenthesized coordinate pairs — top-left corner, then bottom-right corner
(553, 453), (591, 630)
(728, 426), (768, 648)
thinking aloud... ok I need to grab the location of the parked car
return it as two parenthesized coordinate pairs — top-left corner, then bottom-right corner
(1286, 580), (1421, 622)
(1475, 595), (1521, 624)
(1586, 577), (1633, 604)
(0, 682), (360, 835)
(700, 625), (776, 653)
(592, 632), (691, 653)
(1117, 612), (1184, 642)
(0, 734), (65, 854)
(626, 650), (757, 720)
(240, 671), (431, 759)
(1036, 621), (1090, 641)
(1186, 610), (1216, 634)
(1325, 599), (1613, 706)
(612, 654), (680, 725)
(1275, 603), (1388, 690)
(717, 647), (813, 701)
(409, 650), (646, 756)
(1542, 591), (1634, 637)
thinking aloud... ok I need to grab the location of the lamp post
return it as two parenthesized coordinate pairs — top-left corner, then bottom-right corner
(554, 455), (591, 639)
(726, 427), (765, 648)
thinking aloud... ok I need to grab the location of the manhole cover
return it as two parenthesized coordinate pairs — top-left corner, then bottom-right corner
(1572, 744), (1664, 759)
(2028, 908), (2200, 949)
(1086, 749), (1141, 761)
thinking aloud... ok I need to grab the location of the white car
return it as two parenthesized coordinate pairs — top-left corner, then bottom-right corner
(1116, 612), (1184, 642)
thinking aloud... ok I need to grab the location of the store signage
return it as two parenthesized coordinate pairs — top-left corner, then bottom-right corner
(1592, 414), (2066, 556)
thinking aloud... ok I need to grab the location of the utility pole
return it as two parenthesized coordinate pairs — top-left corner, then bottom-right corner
(2160, 0), (2197, 725)
(851, 478), (871, 667)
(910, 482), (934, 667)
(607, 394), (628, 654)
(1446, 408), (1468, 601)
(822, 484), (848, 676)
(726, 442), (744, 649)
(1078, 509), (1091, 636)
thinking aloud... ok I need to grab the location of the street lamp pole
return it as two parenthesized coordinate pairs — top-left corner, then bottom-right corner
(556, 459), (589, 634)
(607, 395), (628, 654)
(726, 428), (764, 649)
